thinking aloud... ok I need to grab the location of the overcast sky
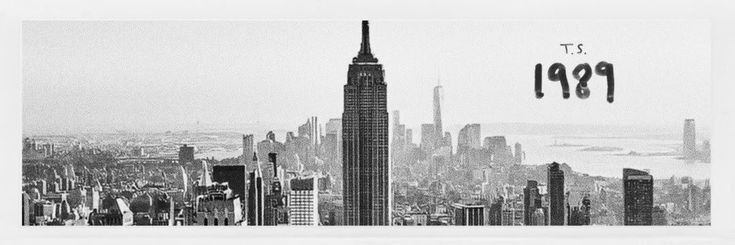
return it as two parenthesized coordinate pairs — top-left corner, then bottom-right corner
(23, 21), (710, 135)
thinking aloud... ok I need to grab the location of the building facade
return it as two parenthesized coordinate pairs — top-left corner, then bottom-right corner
(452, 203), (485, 226)
(178, 144), (195, 165)
(524, 180), (543, 226)
(247, 153), (264, 226)
(289, 177), (319, 226)
(683, 119), (696, 159)
(342, 20), (390, 226)
(623, 168), (653, 225)
(548, 162), (565, 225)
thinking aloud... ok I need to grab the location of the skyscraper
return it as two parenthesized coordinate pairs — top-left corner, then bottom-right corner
(683, 119), (696, 159)
(523, 180), (542, 225)
(264, 153), (287, 226)
(547, 162), (565, 225)
(420, 123), (437, 152)
(288, 177), (319, 226)
(623, 168), (653, 225)
(247, 153), (264, 226)
(391, 110), (406, 152)
(433, 81), (444, 146)
(22, 192), (30, 226)
(514, 142), (523, 164)
(457, 124), (481, 154)
(451, 203), (485, 226)
(178, 144), (195, 165)
(212, 165), (247, 204)
(405, 129), (413, 146)
(391, 110), (407, 165)
(242, 134), (254, 166)
(342, 20), (389, 226)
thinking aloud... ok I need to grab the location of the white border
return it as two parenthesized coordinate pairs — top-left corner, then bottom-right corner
(2, 0), (734, 244)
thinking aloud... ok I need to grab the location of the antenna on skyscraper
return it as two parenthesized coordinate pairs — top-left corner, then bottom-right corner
(437, 67), (441, 86)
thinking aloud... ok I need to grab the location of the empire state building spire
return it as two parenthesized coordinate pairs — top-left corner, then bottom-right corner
(354, 20), (379, 63)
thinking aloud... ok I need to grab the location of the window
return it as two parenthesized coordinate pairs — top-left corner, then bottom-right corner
(214, 218), (218, 226)
(224, 218), (228, 226)
(203, 218), (208, 226)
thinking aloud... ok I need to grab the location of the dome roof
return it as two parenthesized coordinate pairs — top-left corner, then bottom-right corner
(130, 193), (153, 213)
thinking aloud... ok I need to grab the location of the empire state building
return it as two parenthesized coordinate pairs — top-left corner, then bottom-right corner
(342, 20), (389, 225)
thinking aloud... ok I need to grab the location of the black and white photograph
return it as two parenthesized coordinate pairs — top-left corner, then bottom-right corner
(3, 0), (735, 244)
(19, 19), (712, 226)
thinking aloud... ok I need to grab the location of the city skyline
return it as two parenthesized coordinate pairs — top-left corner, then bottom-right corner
(21, 20), (711, 227)
(23, 21), (711, 135)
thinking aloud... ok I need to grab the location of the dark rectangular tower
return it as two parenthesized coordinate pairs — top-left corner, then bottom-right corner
(212, 165), (246, 202)
(247, 153), (264, 226)
(342, 20), (390, 226)
(547, 162), (565, 225)
(178, 144), (195, 165)
(623, 168), (653, 225)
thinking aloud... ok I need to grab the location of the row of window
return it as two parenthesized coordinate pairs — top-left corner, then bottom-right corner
(202, 218), (229, 226)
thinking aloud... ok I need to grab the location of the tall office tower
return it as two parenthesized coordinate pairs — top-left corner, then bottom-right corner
(242, 134), (254, 166)
(547, 162), (565, 225)
(420, 123), (437, 152)
(391, 110), (406, 151)
(288, 177), (319, 226)
(264, 153), (286, 225)
(178, 144), (195, 165)
(299, 117), (320, 146)
(405, 129), (413, 146)
(623, 168), (653, 225)
(581, 195), (591, 225)
(685, 184), (702, 213)
(325, 118), (342, 143)
(451, 203), (485, 226)
(342, 20), (390, 226)
(391, 111), (407, 166)
(212, 165), (247, 204)
(247, 153), (264, 226)
(488, 197), (504, 225)
(392, 110), (400, 131)
(22, 192), (30, 226)
(702, 140), (711, 163)
(324, 118), (343, 164)
(524, 180), (543, 225)
(457, 124), (481, 154)
(683, 119), (696, 159)
(432, 81), (444, 146)
(514, 142), (523, 164)
(315, 116), (320, 146)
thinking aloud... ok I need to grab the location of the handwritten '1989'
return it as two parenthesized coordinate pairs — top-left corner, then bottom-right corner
(535, 61), (615, 103)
